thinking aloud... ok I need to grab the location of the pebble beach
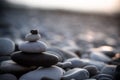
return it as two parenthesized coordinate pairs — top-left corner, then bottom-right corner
(0, 2), (120, 80)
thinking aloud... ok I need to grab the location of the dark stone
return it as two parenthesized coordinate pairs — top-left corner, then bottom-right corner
(111, 58), (120, 65)
(0, 56), (10, 63)
(0, 60), (36, 77)
(84, 65), (99, 77)
(30, 30), (38, 34)
(114, 65), (120, 80)
(41, 77), (54, 80)
(0, 74), (17, 80)
(15, 44), (19, 51)
(11, 51), (59, 67)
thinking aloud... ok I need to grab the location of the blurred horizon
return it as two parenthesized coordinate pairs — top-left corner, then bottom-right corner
(0, 0), (120, 49)
(1, 0), (120, 15)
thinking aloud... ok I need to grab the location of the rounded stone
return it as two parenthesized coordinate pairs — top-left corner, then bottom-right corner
(99, 77), (112, 80)
(82, 59), (106, 71)
(11, 51), (59, 67)
(56, 62), (72, 69)
(84, 65), (99, 77)
(19, 41), (47, 53)
(0, 60), (35, 74)
(65, 58), (87, 68)
(62, 68), (89, 80)
(25, 33), (41, 42)
(90, 52), (111, 63)
(19, 66), (64, 80)
(0, 74), (17, 80)
(47, 47), (78, 61)
(0, 38), (15, 56)
(92, 74), (113, 80)
(100, 65), (116, 76)
(65, 58), (106, 70)
(97, 46), (116, 58)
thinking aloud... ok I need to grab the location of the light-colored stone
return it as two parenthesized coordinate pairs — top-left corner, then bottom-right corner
(90, 52), (111, 63)
(0, 38), (15, 56)
(65, 58), (106, 70)
(19, 41), (47, 53)
(62, 68), (89, 80)
(81, 59), (106, 70)
(65, 58), (86, 68)
(19, 66), (64, 80)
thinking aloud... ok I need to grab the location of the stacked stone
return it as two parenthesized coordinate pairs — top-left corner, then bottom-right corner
(11, 30), (59, 67)
(9, 30), (64, 80)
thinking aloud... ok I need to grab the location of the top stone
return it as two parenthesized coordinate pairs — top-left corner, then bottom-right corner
(25, 30), (41, 42)
(31, 30), (39, 34)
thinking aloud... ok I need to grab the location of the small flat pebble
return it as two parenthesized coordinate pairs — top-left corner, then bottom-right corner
(62, 68), (89, 80)
(100, 65), (116, 76)
(19, 41), (47, 53)
(11, 51), (59, 67)
(0, 74), (17, 80)
(0, 38), (15, 56)
(0, 60), (35, 74)
(19, 66), (64, 80)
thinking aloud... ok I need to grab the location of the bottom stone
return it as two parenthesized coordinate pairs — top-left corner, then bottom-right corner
(11, 51), (59, 67)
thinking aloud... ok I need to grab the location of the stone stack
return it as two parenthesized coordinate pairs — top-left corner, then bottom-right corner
(11, 30), (59, 67)
(9, 30), (64, 80)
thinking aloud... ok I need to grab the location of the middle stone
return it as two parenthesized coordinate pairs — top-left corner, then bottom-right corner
(19, 41), (47, 53)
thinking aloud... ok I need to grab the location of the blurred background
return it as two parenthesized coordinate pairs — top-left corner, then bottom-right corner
(0, 0), (120, 50)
